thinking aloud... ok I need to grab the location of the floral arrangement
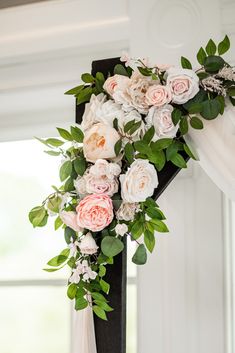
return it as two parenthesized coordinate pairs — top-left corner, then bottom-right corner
(29, 36), (235, 320)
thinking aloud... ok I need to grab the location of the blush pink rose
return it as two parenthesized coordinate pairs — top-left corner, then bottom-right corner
(103, 75), (118, 96)
(84, 174), (119, 196)
(76, 194), (113, 232)
(145, 84), (172, 107)
(60, 211), (83, 232)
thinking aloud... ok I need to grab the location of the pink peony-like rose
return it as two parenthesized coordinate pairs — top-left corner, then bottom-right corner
(103, 74), (130, 97)
(76, 194), (113, 232)
(60, 211), (83, 232)
(166, 68), (199, 104)
(84, 174), (119, 196)
(83, 123), (120, 163)
(145, 84), (172, 107)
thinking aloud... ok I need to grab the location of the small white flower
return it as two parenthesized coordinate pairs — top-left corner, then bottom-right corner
(115, 223), (128, 236)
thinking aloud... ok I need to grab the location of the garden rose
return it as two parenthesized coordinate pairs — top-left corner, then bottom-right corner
(103, 75), (119, 96)
(95, 99), (124, 127)
(84, 174), (119, 196)
(146, 105), (178, 139)
(81, 93), (106, 131)
(76, 194), (113, 232)
(120, 160), (158, 202)
(83, 123), (120, 163)
(166, 68), (199, 104)
(116, 202), (141, 221)
(89, 159), (121, 179)
(145, 84), (172, 107)
(79, 232), (99, 255)
(60, 211), (83, 232)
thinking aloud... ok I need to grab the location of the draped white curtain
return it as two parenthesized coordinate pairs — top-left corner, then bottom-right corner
(185, 101), (235, 201)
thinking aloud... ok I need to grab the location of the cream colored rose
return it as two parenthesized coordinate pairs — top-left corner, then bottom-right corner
(120, 160), (158, 202)
(89, 159), (121, 179)
(81, 93), (106, 131)
(83, 123), (120, 163)
(166, 68), (199, 104)
(95, 99), (124, 127)
(84, 174), (119, 196)
(146, 105), (179, 139)
(145, 84), (172, 107)
(103, 75), (120, 96)
(116, 202), (141, 221)
(79, 232), (99, 255)
(115, 223), (128, 236)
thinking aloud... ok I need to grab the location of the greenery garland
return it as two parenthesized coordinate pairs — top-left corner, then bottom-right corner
(29, 35), (235, 320)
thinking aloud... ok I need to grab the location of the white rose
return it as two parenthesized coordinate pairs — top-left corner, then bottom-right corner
(79, 232), (99, 255)
(116, 202), (141, 221)
(95, 99), (124, 127)
(74, 176), (87, 196)
(60, 211), (83, 232)
(120, 159), (158, 202)
(166, 68), (199, 104)
(115, 223), (128, 236)
(146, 105), (178, 139)
(89, 159), (121, 179)
(81, 93), (106, 131)
(83, 123), (120, 163)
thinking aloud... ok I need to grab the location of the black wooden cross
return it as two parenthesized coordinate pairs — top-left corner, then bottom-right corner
(76, 58), (188, 353)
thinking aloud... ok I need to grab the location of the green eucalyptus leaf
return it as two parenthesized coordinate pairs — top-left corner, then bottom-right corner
(132, 244), (147, 265)
(201, 99), (221, 120)
(101, 236), (124, 258)
(204, 55), (225, 73)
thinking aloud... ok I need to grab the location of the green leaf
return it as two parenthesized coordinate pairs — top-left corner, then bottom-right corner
(181, 56), (192, 69)
(93, 306), (107, 320)
(64, 226), (76, 244)
(128, 121), (142, 135)
(99, 265), (106, 277)
(29, 206), (47, 227)
(64, 177), (75, 192)
(44, 150), (61, 156)
(124, 119), (135, 133)
(54, 216), (63, 230)
(171, 108), (182, 125)
(204, 55), (225, 73)
(94, 300), (113, 312)
(183, 144), (197, 160)
(179, 117), (188, 135)
(76, 87), (93, 105)
(57, 127), (73, 141)
(47, 253), (68, 267)
(144, 197), (159, 209)
(218, 35), (230, 55)
(149, 219), (169, 232)
(70, 126), (84, 143)
(65, 85), (84, 95)
(150, 150), (166, 172)
(47, 195), (62, 213)
(113, 64), (129, 76)
(100, 279), (110, 294)
(101, 236), (124, 258)
(75, 297), (88, 311)
(67, 283), (77, 299)
(152, 138), (173, 151)
(131, 221), (144, 240)
(144, 229), (155, 253)
(132, 244), (147, 265)
(46, 138), (64, 147)
(114, 139), (122, 156)
(166, 142), (179, 161)
(137, 66), (152, 76)
(188, 103), (203, 114)
(205, 39), (216, 56)
(124, 142), (134, 164)
(230, 96), (235, 106)
(134, 140), (151, 155)
(190, 116), (203, 129)
(170, 153), (187, 168)
(143, 126), (155, 144)
(59, 160), (72, 181)
(81, 73), (94, 83)
(96, 72), (105, 83)
(216, 95), (225, 114)
(201, 99), (221, 120)
(228, 87), (235, 97)
(91, 292), (107, 302)
(146, 208), (165, 220)
(197, 47), (207, 65)
(73, 157), (86, 176)
(113, 118), (118, 130)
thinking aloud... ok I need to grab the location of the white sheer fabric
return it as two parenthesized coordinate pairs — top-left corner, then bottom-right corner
(71, 303), (97, 353)
(185, 101), (235, 201)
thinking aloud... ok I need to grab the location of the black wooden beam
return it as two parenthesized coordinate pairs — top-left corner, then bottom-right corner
(75, 57), (189, 353)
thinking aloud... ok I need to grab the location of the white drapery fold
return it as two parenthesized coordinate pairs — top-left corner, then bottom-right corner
(185, 102), (235, 201)
(71, 302), (97, 353)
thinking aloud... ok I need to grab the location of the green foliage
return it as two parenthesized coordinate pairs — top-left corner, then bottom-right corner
(47, 195), (62, 213)
(179, 117), (188, 135)
(81, 73), (94, 83)
(75, 297), (88, 311)
(70, 126), (84, 143)
(144, 229), (155, 253)
(113, 64), (129, 76)
(170, 153), (187, 169)
(132, 244), (147, 265)
(47, 248), (70, 267)
(143, 126), (155, 144)
(205, 39), (217, 56)
(218, 35), (230, 55)
(183, 144), (197, 160)
(59, 160), (72, 181)
(57, 127), (73, 141)
(65, 85), (84, 95)
(114, 139), (122, 156)
(73, 157), (86, 176)
(201, 99), (221, 120)
(76, 87), (93, 105)
(190, 116), (203, 129)
(204, 55), (225, 73)
(101, 236), (124, 258)
(171, 108), (182, 125)
(93, 305), (107, 320)
(124, 142), (134, 164)
(181, 56), (192, 69)
(67, 283), (77, 299)
(29, 206), (47, 228)
(64, 226), (76, 244)
(197, 47), (207, 65)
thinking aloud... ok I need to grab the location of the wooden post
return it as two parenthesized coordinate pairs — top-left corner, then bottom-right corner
(75, 57), (188, 353)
